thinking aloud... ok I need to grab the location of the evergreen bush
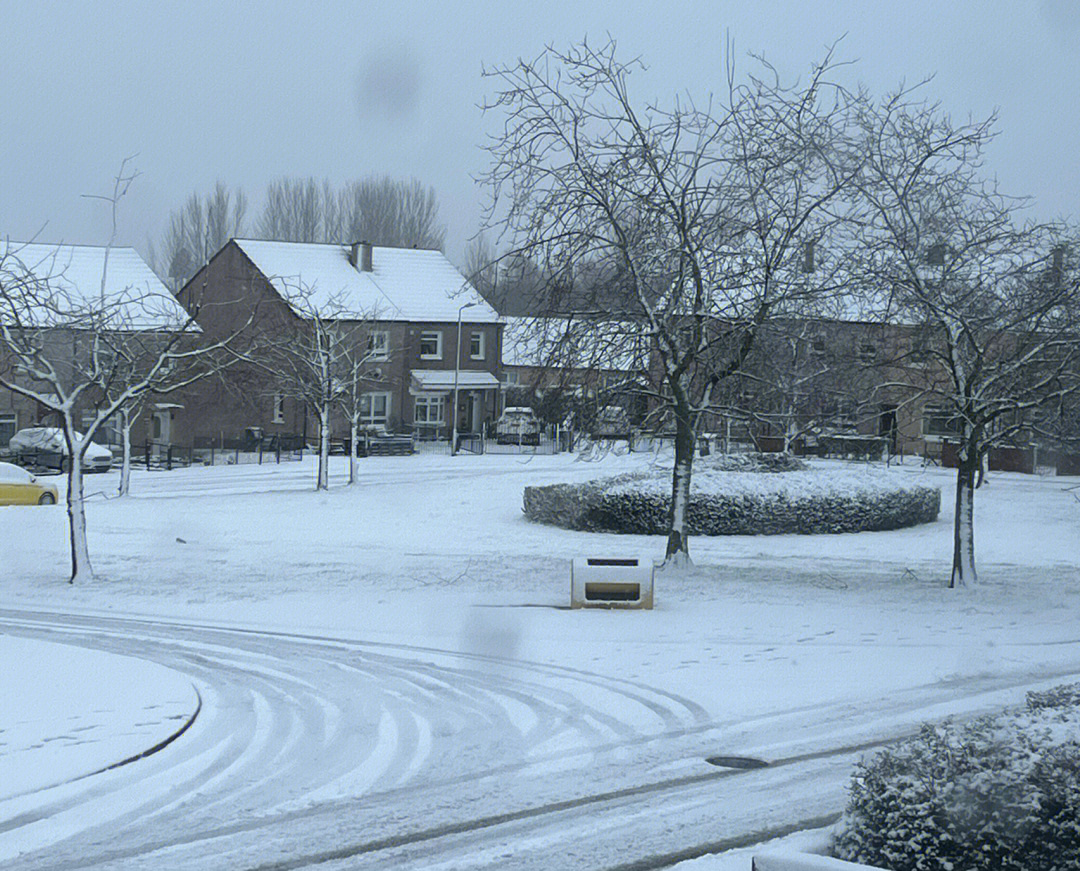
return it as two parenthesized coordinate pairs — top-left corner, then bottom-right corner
(522, 465), (940, 535)
(833, 692), (1080, 871)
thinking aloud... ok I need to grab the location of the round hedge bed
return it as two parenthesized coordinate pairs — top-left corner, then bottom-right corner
(523, 458), (941, 536)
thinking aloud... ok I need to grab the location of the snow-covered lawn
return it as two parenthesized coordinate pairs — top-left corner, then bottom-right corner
(1, 451), (1079, 866)
(4, 452), (1080, 718)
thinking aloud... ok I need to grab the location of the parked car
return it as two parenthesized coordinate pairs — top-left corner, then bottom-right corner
(8, 427), (114, 472)
(0, 461), (58, 505)
(495, 407), (541, 445)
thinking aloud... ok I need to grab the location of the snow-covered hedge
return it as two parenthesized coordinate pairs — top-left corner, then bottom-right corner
(833, 684), (1080, 871)
(704, 451), (808, 473)
(523, 465), (940, 535)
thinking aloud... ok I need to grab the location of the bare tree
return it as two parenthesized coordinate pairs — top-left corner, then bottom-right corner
(481, 40), (863, 563)
(0, 165), (245, 582)
(334, 323), (391, 485)
(856, 91), (1080, 587)
(337, 177), (445, 249)
(257, 177), (336, 243)
(728, 308), (887, 455)
(151, 182), (248, 292)
(255, 286), (382, 490)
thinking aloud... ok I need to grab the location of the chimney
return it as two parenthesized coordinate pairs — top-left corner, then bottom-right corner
(349, 241), (374, 271)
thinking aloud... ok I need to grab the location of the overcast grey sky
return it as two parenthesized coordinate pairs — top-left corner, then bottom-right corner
(2, 0), (1078, 268)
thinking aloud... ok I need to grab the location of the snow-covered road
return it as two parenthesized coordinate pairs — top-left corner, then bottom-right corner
(5, 607), (1080, 870)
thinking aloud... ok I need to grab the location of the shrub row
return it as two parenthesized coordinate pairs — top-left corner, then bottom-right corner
(523, 475), (940, 535)
(833, 684), (1080, 871)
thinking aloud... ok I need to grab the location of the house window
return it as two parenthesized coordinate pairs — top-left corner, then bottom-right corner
(419, 331), (443, 360)
(359, 392), (390, 426)
(81, 411), (119, 445)
(272, 393), (286, 424)
(859, 343), (877, 362)
(0, 412), (16, 447)
(413, 394), (445, 426)
(811, 339), (827, 356)
(367, 330), (389, 361)
(470, 331), (485, 360)
(923, 406), (963, 440)
(501, 370), (520, 388)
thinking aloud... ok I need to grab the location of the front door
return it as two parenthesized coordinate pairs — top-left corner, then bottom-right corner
(469, 393), (484, 434)
(879, 405), (898, 454)
(152, 410), (172, 447)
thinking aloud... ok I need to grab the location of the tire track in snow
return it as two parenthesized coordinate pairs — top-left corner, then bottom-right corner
(11, 608), (1074, 871)
(0, 609), (708, 869)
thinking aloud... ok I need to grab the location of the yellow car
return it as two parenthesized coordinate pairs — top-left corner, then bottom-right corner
(0, 461), (59, 505)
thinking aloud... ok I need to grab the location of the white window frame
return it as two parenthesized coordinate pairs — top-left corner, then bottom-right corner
(419, 330), (443, 360)
(359, 391), (391, 426)
(413, 394), (446, 426)
(272, 393), (286, 424)
(367, 330), (389, 361)
(470, 330), (485, 360)
(501, 370), (520, 388)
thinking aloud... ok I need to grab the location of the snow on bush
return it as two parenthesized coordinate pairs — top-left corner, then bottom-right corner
(702, 451), (808, 473)
(522, 461), (940, 535)
(833, 686), (1080, 871)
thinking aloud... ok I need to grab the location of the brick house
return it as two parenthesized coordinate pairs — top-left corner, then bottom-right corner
(176, 240), (503, 443)
(0, 242), (193, 450)
(498, 306), (1076, 465)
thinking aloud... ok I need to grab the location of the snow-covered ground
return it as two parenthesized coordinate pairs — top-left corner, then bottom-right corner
(0, 635), (197, 797)
(1, 451), (1078, 868)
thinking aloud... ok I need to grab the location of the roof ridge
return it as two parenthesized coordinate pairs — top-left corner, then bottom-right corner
(234, 238), (442, 253)
(5, 242), (139, 253)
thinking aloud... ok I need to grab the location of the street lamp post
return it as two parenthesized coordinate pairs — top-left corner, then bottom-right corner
(451, 302), (478, 456)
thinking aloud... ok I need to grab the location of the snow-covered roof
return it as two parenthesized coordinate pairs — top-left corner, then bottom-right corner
(233, 240), (500, 324)
(0, 242), (191, 330)
(410, 370), (500, 392)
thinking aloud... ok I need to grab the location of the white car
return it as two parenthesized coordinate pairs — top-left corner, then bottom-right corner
(495, 407), (541, 445)
(8, 427), (114, 473)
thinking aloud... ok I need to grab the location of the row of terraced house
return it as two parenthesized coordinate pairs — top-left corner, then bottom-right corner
(1, 238), (1074, 472)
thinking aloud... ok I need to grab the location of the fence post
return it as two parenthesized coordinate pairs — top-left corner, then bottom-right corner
(276, 440), (281, 464)
(145, 440), (151, 468)
(166, 445), (173, 471)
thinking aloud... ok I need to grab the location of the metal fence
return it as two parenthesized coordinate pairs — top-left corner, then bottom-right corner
(137, 437), (304, 470)
(412, 434), (562, 456)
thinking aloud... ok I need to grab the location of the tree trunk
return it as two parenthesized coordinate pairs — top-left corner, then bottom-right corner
(950, 452), (978, 588)
(118, 408), (133, 497)
(665, 405), (695, 565)
(348, 417), (359, 485)
(317, 404), (330, 490)
(66, 445), (93, 584)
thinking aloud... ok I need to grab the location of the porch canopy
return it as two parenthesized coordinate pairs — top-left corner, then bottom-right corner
(410, 370), (500, 393)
